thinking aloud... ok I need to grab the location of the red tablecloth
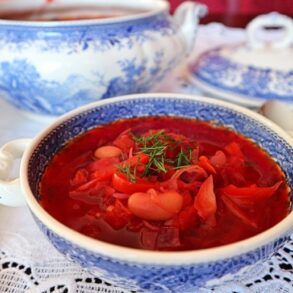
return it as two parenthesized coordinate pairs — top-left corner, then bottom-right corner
(170, 0), (293, 27)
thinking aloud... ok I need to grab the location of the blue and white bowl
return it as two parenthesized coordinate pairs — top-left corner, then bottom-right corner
(0, 93), (292, 292)
(0, 0), (206, 117)
(189, 13), (293, 108)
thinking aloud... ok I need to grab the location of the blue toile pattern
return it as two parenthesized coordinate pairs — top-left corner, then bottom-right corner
(0, 51), (177, 115)
(27, 96), (293, 293)
(0, 11), (184, 116)
(191, 48), (293, 103)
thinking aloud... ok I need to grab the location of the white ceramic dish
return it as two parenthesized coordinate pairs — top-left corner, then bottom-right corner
(189, 12), (293, 108)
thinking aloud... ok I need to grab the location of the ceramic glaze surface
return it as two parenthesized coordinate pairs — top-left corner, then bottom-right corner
(26, 96), (293, 292)
(189, 12), (293, 107)
(0, 1), (205, 116)
(33, 216), (290, 293)
(191, 48), (293, 104)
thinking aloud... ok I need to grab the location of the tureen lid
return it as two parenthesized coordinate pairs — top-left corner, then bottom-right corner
(189, 13), (293, 108)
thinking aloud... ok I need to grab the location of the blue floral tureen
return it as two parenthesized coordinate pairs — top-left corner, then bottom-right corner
(0, 0), (206, 117)
(189, 12), (293, 108)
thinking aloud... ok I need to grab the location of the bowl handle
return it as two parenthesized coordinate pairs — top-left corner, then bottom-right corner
(174, 1), (207, 55)
(247, 12), (293, 49)
(0, 139), (32, 207)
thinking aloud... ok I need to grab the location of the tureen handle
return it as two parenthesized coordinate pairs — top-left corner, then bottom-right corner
(0, 139), (32, 207)
(247, 12), (293, 50)
(174, 1), (207, 54)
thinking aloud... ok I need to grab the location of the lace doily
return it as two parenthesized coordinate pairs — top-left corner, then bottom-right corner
(0, 23), (292, 293)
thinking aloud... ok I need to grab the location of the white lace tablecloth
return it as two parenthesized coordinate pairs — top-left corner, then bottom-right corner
(0, 23), (293, 293)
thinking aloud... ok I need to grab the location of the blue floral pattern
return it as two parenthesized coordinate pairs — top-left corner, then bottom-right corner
(0, 13), (173, 52)
(191, 48), (293, 104)
(0, 51), (176, 115)
(27, 96), (293, 292)
(0, 11), (186, 116)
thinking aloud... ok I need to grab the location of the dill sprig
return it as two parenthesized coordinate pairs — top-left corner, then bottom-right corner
(116, 155), (143, 183)
(134, 130), (171, 176)
(174, 148), (192, 169)
(117, 130), (195, 181)
(116, 164), (137, 183)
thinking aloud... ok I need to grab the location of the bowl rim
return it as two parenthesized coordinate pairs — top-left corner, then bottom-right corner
(21, 93), (293, 266)
(0, 0), (169, 27)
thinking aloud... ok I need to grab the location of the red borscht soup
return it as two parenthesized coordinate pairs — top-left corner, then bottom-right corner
(39, 117), (290, 251)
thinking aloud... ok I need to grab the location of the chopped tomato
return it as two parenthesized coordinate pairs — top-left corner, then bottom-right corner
(90, 165), (118, 181)
(85, 157), (120, 182)
(198, 156), (217, 174)
(112, 172), (158, 194)
(220, 181), (282, 204)
(194, 175), (217, 224)
(112, 130), (135, 153)
(120, 152), (149, 167)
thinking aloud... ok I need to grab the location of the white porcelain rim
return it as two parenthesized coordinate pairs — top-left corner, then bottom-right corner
(188, 75), (293, 109)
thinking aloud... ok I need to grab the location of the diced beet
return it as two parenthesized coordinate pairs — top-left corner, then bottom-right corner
(140, 228), (158, 250)
(156, 226), (181, 249)
(104, 200), (132, 230)
(80, 224), (101, 238)
(176, 206), (199, 231)
(70, 181), (115, 208)
(71, 168), (89, 186)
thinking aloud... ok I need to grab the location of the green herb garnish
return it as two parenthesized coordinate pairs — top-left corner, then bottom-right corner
(174, 148), (192, 168)
(116, 154), (143, 183)
(117, 164), (137, 183)
(134, 130), (171, 176)
(117, 130), (195, 180)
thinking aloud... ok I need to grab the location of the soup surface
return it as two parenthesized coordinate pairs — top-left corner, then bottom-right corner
(39, 116), (290, 251)
(0, 6), (148, 21)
